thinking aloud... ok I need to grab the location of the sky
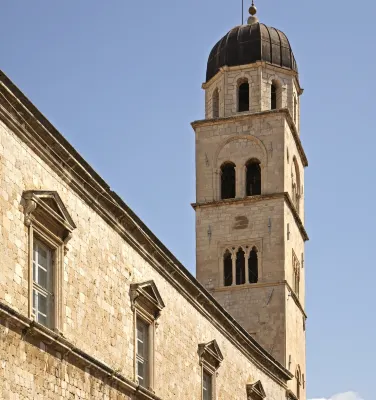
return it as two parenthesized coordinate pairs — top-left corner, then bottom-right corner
(0, 0), (375, 399)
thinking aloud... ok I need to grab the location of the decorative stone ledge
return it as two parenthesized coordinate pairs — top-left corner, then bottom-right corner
(192, 192), (309, 242)
(191, 108), (308, 168)
(0, 300), (162, 400)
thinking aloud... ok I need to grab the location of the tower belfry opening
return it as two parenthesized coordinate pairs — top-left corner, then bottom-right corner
(194, 1), (307, 398)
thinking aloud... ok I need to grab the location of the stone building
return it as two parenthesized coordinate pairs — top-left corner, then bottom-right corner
(0, 4), (307, 400)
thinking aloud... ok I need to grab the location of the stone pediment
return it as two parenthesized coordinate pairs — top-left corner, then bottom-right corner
(246, 380), (266, 400)
(198, 340), (223, 372)
(22, 190), (76, 241)
(130, 281), (165, 320)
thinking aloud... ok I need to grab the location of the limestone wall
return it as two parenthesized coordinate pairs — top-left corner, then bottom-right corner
(195, 113), (286, 204)
(0, 116), (288, 398)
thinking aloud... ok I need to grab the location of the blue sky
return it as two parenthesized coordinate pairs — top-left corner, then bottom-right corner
(1, 1), (374, 399)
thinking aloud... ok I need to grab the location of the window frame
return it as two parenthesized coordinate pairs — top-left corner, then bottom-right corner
(202, 369), (213, 400)
(130, 281), (165, 391)
(219, 242), (262, 287)
(23, 191), (76, 333)
(32, 237), (56, 328)
(136, 315), (151, 389)
(198, 340), (223, 400)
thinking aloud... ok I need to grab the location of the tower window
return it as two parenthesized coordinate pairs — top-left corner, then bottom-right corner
(221, 162), (236, 200)
(293, 250), (300, 297)
(248, 247), (258, 284)
(292, 157), (301, 214)
(296, 366), (302, 399)
(212, 88), (219, 118)
(223, 250), (233, 287)
(236, 248), (245, 285)
(238, 82), (249, 112)
(294, 95), (298, 123)
(271, 84), (277, 110)
(246, 159), (261, 196)
(271, 80), (282, 110)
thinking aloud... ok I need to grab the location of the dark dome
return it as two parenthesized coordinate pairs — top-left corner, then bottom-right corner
(206, 23), (298, 82)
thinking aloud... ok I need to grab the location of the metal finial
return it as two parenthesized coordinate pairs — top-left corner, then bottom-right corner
(248, 0), (259, 25)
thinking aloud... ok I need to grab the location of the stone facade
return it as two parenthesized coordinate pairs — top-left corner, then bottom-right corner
(194, 61), (307, 399)
(0, 69), (295, 400)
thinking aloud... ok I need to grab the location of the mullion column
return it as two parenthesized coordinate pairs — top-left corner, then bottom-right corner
(231, 251), (236, 286)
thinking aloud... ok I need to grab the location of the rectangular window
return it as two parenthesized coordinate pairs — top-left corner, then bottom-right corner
(32, 239), (54, 328)
(136, 318), (149, 388)
(203, 370), (213, 400)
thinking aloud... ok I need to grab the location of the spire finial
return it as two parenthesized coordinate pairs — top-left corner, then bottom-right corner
(248, 0), (259, 25)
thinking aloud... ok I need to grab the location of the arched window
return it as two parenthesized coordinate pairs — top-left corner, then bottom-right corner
(221, 162), (236, 200)
(271, 80), (282, 110)
(236, 248), (245, 285)
(246, 159), (261, 196)
(238, 81), (249, 112)
(271, 84), (277, 110)
(296, 367), (302, 399)
(223, 250), (233, 287)
(248, 247), (258, 284)
(294, 95), (298, 123)
(213, 88), (219, 118)
(292, 157), (301, 213)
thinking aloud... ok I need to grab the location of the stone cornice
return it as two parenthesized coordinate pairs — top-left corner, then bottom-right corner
(0, 301), (161, 400)
(202, 61), (302, 91)
(191, 108), (308, 168)
(0, 71), (292, 385)
(192, 193), (309, 242)
(284, 281), (307, 319)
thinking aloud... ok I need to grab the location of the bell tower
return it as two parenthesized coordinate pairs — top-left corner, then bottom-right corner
(192, 3), (308, 399)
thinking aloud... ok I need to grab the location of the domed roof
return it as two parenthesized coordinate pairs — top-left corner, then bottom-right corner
(206, 22), (298, 82)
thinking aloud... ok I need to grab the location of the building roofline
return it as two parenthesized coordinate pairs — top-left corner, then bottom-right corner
(0, 69), (293, 384)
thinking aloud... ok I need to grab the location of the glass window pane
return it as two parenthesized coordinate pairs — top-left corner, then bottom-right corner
(137, 338), (144, 357)
(33, 290), (49, 327)
(38, 246), (48, 270)
(136, 319), (148, 359)
(203, 371), (212, 400)
(137, 360), (144, 381)
(38, 313), (48, 327)
(37, 267), (48, 289)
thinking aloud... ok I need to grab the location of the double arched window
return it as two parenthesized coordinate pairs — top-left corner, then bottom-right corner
(223, 247), (258, 287)
(238, 80), (250, 112)
(221, 162), (236, 200)
(220, 159), (262, 200)
(246, 159), (261, 196)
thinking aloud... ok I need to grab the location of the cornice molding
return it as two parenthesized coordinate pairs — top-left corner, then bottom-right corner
(202, 61), (301, 90)
(0, 71), (292, 385)
(191, 108), (308, 168)
(192, 192), (309, 242)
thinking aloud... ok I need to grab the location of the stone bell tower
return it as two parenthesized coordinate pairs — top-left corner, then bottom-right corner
(192, 3), (308, 399)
